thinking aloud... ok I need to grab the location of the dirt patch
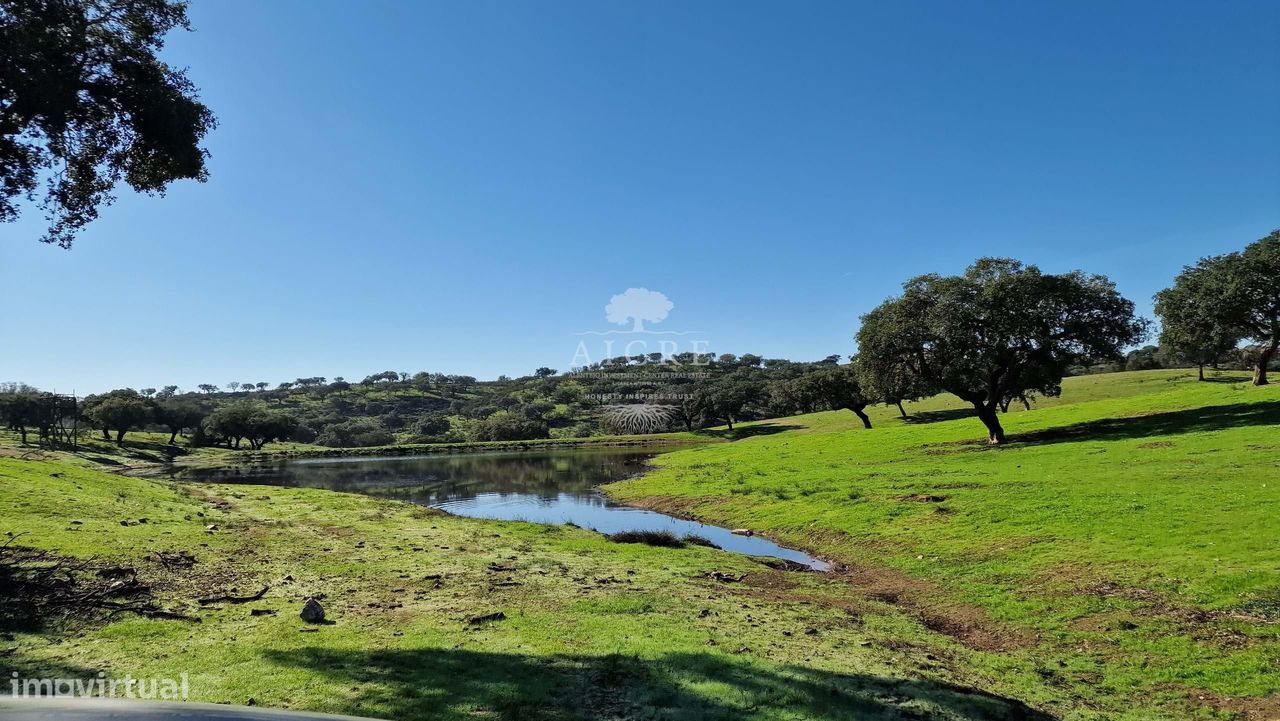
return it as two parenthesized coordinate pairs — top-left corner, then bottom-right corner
(618, 494), (714, 517)
(1036, 567), (1276, 655)
(1163, 685), (1280, 721)
(830, 564), (1036, 652)
(1068, 610), (1138, 633)
(710, 561), (1030, 652)
(741, 570), (799, 592)
(896, 494), (948, 503)
(1136, 441), (1174, 449)
(620, 495), (1032, 652)
(916, 607), (1034, 652)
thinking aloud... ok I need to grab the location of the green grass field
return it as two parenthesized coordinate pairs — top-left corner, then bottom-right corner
(610, 369), (1280, 717)
(1, 369), (1276, 720)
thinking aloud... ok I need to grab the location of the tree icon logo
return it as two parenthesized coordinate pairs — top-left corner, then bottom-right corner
(605, 288), (673, 333)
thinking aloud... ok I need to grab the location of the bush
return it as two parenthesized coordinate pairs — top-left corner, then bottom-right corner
(200, 400), (297, 451)
(290, 424), (318, 444)
(521, 401), (555, 420)
(314, 418), (394, 448)
(681, 534), (720, 549)
(469, 411), (549, 442)
(411, 413), (451, 440)
(607, 530), (686, 548)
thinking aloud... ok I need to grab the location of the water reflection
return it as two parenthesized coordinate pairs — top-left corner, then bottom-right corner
(184, 449), (828, 570)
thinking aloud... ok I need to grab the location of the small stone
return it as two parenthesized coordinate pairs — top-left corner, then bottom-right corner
(300, 598), (325, 623)
(730, 529), (754, 536)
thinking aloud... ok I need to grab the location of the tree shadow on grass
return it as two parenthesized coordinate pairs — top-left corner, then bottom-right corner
(694, 423), (804, 441)
(263, 646), (1052, 721)
(1199, 374), (1252, 384)
(0, 651), (104, 687)
(1012, 401), (1280, 447)
(901, 408), (977, 425)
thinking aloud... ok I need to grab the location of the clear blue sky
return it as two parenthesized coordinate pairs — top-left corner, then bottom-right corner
(2, 0), (1277, 394)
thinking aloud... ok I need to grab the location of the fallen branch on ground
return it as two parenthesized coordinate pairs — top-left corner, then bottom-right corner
(198, 586), (269, 605)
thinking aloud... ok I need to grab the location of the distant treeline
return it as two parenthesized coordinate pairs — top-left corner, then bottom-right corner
(3, 231), (1276, 448)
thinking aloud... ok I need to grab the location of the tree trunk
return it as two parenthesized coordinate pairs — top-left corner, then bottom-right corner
(895, 400), (906, 418)
(851, 405), (872, 429)
(974, 404), (1006, 445)
(1198, 363), (1205, 381)
(18, 427), (26, 444)
(725, 417), (733, 431)
(1020, 394), (1031, 411)
(101, 426), (110, 440)
(1254, 337), (1277, 386)
(169, 429), (179, 444)
(115, 429), (125, 446)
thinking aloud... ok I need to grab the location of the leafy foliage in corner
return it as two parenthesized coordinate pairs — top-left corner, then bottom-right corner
(0, 0), (215, 247)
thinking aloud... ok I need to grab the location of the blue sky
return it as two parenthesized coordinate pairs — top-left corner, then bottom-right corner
(2, 0), (1277, 393)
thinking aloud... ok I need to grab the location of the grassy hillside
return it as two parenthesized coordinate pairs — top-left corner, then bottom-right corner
(0, 369), (1275, 720)
(3, 456), (1059, 721)
(608, 369), (1280, 716)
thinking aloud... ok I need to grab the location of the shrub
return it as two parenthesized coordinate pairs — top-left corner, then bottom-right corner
(469, 411), (549, 442)
(681, 534), (720, 549)
(290, 424), (318, 444)
(411, 413), (451, 440)
(314, 418), (394, 448)
(607, 530), (686, 548)
(200, 400), (298, 451)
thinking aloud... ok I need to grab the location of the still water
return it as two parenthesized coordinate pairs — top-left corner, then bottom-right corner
(184, 448), (828, 570)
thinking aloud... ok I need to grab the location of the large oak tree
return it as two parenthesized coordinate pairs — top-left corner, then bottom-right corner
(776, 364), (872, 428)
(857, 258), (1146, 444)
(1155, 231), (1280, 386)
(1153, 263), (1240, 381)
(1222, 231), (1280, 385)
(82, 388), (153, 445)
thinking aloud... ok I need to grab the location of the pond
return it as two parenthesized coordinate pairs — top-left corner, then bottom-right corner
(183, 448), (829, 571)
